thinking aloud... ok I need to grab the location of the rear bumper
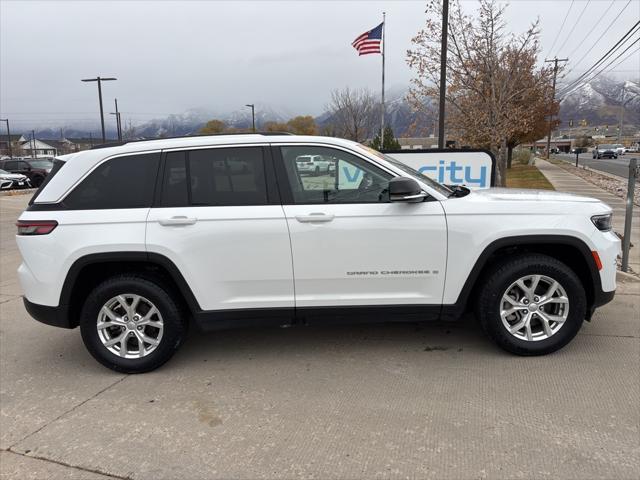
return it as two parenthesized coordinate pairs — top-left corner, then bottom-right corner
(23, 297), (74, 329)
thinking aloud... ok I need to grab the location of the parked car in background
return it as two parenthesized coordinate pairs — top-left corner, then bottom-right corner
(625, 146), (639, 153)
(0, 169), (32, 190)
(0, 158), (53, 187)
(295, 154), (332, 175)
(592, 145), (618, 159)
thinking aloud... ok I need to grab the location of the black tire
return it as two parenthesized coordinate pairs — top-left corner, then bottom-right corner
(475, 254), (586, 356)
(31, 176), (44, 187)
(80, 274), (187, 373)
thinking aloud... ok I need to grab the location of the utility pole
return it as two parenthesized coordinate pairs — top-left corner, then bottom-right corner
(0, 118), (12, 159)
(437, 0), (449, 149)
(110, 98), (122, 141)
(544, 57), (568, 159)
(245, 104), (256, 132)
(81, 76), (117, 143)
(31, 130), (36, 159)
(381, 11), (386, 142)
(618, 84), (625, 142)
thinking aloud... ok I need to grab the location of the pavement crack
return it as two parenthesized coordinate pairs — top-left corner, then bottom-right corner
(2, 449), (132, 479)
(579, 333), (639, 338)
(8, 375), (129, 449)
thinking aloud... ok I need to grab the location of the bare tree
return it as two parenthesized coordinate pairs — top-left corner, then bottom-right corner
(327, 87), (377, 142)
(407, 0), (556, 185)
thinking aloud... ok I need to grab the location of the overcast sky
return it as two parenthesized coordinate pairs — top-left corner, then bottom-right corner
(1, 0), (638, 130)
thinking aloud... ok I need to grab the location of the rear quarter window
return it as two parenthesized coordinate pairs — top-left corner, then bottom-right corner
(29, 159), (66, 205)
(63, 153), (160, 209)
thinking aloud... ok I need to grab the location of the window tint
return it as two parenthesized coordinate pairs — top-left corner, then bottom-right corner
(4, 161), (17, 170)
(64, 153), (160, 209)
(160, 152), (188, 207)
(159, 147), (268, 207)
(280, 146), (392, 204)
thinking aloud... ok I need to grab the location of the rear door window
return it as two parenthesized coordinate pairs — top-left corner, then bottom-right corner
(159, 147), (269, 207)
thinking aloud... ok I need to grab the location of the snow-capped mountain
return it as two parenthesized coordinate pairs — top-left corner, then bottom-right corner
(558, 76), (639, 128)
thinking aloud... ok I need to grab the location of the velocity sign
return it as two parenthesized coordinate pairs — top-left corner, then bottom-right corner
(384, 149), (495, 189)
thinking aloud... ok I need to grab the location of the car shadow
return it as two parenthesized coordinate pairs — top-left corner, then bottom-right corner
(168, 313), (499, 369)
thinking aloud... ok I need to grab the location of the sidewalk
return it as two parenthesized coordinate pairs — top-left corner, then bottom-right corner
(536, 158), (639, 273)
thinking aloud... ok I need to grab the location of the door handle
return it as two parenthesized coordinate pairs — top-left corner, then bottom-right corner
(295, 213), (334, 223)
(158, 216), (197, 226)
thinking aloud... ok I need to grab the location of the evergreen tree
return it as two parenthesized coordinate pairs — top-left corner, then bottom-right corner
(370, 126), (401, 151)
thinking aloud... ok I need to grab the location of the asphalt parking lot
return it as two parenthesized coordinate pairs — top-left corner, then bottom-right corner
(1, 194), (639, 480)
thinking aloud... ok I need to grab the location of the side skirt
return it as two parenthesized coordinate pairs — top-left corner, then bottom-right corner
(193, 304), (448, 332)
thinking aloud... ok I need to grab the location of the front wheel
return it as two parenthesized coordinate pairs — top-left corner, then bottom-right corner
(80, 275), (187, 373)
(476, 254), (586, 356)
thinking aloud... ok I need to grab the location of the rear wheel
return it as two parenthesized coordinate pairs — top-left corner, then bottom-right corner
(80, 275), (187, 373)
(476, 254), (586, 355)
(31, 176), (44, 187)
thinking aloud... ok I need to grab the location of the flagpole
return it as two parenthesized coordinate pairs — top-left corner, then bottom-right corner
(381, 12), (385, 142)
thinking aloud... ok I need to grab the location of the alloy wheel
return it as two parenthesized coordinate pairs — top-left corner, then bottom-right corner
(499, 274), (569, 342)
(96, 294), (164, 358)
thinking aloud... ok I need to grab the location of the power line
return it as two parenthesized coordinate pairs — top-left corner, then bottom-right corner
(559, 38), (640, 99)
(565, 0), (615, 61)
(553, 0), (591, 58)
(573, 39), (640, 87)
(558, 20), (639, 95)
(546, 0), (574, 59)
(562, 0), (633, 78)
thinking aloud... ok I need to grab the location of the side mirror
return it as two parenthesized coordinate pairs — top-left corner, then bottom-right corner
(389, 177), (428, 203)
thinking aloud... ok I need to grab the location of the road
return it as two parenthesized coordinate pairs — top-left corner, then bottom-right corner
(554, 152), (638, 178)
(1, 194), (639, 480)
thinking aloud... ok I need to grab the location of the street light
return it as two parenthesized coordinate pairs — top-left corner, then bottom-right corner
(0, 118), (12, 159)
(81, 76), (117, 143)
(245, 104), (255, 132)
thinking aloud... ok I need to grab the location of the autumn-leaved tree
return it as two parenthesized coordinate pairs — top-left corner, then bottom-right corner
(407, 0), (556, 185)
(198, 119), (227, 134)
(327, 87), (377, 142)
(263, 121), (290, 132)
(287, 116), (317, 135)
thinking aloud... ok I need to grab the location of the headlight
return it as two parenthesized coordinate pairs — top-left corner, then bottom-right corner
(591, 214), (612, 232)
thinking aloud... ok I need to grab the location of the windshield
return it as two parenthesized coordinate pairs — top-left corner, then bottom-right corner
(28, 160), (53, 168)
(599, 145), (615, 149)
(0, 169), (9, 174)
(356, 144), (453, 196)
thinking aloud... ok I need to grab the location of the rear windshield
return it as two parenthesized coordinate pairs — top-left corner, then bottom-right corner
(28, 159), (66, 205)
(599, 145), (615, 149)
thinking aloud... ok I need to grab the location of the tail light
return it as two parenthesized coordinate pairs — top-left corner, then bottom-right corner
(16, 220), (58, 235)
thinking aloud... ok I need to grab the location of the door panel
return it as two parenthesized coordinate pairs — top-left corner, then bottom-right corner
(146, 206), (294, 311)
(282, 202), (447, 306)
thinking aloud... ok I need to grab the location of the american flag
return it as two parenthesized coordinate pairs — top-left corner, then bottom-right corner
(352, 22), (383, 56)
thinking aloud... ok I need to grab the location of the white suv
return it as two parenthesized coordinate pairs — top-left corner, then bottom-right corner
(17, 134), (620, 373)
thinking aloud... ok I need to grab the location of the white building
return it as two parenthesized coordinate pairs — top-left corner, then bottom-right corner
(20, 138), (57, 157)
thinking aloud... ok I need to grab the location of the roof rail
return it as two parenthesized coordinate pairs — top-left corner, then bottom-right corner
(90, 131), (295, 150)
